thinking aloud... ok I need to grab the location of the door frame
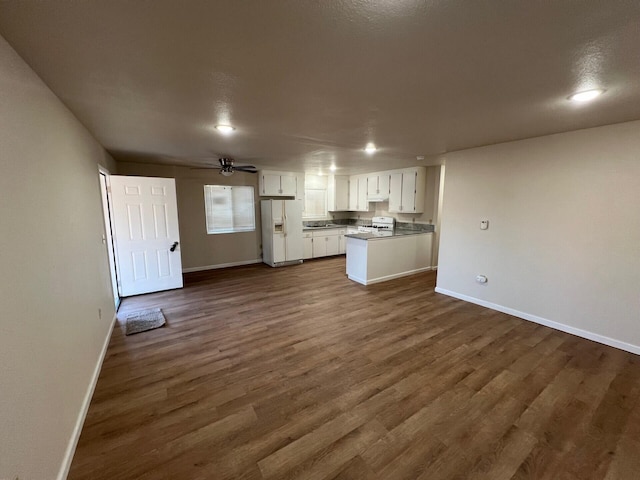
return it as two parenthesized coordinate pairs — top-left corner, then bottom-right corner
(98, 166), (120, 309)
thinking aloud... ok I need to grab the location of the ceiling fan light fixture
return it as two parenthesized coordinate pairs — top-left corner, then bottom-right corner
(364, 143), (377, 154)
(220, 169), (234, 176)
(215, 124), (236, 134)
(568, 89), (604, 102)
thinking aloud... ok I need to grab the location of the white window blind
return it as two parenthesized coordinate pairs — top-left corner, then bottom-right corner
(304, 189), (327, 218)
(204, 185), (255, 234)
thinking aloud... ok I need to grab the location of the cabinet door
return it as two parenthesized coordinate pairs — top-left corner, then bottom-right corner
(280, 175), (297, 196)
(389, 173), (403, 212)
(335, 176), (349, 211)
(348, 178), (358, 210)
(367, 175), (379, 196)
(357, 177), (368, 211)
(402, 171), (417, 213)
(338, 235), (346, 254)
(262, 174), (281, 196)
(303, 236), (313, 259)
(312, 237), (327, 257)
(326, 235), (339, 256)
(328, 175), (349, 212)
(378, 174), (390, 197)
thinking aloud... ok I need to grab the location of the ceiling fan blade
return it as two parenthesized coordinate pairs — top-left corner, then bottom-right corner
(189, 166), (222, 170)
(234, 165), (258, 173)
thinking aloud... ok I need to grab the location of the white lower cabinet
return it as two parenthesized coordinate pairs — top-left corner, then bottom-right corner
(310, 228), (346, 258)
(339, 234), (346, 254)
(326, 235), (339, 256)
(303, 232), (313, 260)
(312, 235), (326, 257)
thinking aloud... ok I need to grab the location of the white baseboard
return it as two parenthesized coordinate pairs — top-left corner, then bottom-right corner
(182, 259), (262, 273)
(57, 313), (117, 480)
(347, 274), (368, 285)
(434, 287), (640, 356)
(350, 267), (432, 286)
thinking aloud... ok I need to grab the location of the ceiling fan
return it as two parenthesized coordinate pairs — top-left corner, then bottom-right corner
(191, 157), (258, 176)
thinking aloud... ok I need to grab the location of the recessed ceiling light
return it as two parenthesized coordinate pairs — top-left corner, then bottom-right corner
(329, 164), (336, 172)
(215, 124), (236, 134)
(568, 89), (604, 102)
(364, 143), (377, 154)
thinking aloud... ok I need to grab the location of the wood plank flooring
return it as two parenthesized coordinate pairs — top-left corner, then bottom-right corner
(68, 257), (640, 480)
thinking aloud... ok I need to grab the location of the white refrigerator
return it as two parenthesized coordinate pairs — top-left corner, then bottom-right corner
(261, 199), (304, 267)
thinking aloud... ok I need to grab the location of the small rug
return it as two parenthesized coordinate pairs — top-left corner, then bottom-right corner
(124, 308), (166, 335)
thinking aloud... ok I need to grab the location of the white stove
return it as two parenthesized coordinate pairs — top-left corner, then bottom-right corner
(357, 216), (395, 236)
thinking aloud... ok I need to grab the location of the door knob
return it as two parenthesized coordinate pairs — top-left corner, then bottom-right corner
(170, 241), (179, 252)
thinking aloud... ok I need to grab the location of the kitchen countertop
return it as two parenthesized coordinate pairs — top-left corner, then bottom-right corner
(345, 229), (433, 240)
(303, 224), (360, 231)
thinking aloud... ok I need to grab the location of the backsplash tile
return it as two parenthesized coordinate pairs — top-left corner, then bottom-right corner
(396, 221), (435, 232)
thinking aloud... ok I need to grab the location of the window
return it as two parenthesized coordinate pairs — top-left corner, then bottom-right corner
(304, 189), (327, 218)
(204, 185), (255, 234)
(303, 174), (328, 218)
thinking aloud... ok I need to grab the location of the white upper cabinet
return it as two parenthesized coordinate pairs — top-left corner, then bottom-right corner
(262, 174), (281, 195)
(259, 171), (302, 198)
(302, 166), (426, 213)
(357, 177), (368, 211)
(348, 177), (358, 211)
(389, 173), (403, 212)
(388, 167), (426, 213)
(367, 173), (390, 201)
(328, 175), (349, 212)
(347, 175), (371, 212)
(280, 175), (297, 196)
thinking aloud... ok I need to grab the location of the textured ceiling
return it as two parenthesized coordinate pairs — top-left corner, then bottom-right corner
(1, 0), (639, 174)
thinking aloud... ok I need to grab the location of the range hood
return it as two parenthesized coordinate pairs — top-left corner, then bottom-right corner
(367, 194), (389, 202)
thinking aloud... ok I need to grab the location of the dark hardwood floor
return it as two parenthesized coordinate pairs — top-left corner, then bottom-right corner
(68, 257), (640, 479)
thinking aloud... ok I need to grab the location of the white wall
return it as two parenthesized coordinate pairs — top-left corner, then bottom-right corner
(0, 34), (116, 479)
(437, 120), (640, 353)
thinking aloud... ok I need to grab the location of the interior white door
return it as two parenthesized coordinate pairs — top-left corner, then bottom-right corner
(99, 172), (119, 307)
(110, 176), (183, 296)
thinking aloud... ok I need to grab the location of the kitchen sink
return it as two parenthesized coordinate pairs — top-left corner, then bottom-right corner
(305, 224), (341, 229)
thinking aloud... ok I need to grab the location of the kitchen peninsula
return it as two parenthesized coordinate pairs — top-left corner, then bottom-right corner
(345, 226), (434, 285)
